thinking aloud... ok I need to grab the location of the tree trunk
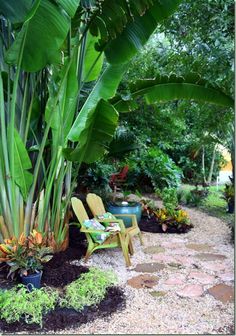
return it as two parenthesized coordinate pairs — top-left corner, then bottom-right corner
(207, 144), (217, 184)
(201, 145), (207, 185)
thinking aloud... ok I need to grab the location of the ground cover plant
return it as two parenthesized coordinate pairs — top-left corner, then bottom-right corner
(0, 226), (125, 333)
(139, 189), (193, 234)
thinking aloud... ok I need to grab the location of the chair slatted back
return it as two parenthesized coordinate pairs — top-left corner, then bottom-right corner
(71, 197), (89, 224)
(86, 193), (106, 216)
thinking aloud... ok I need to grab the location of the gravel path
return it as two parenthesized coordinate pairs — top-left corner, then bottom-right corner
(61, 205), (234, 335)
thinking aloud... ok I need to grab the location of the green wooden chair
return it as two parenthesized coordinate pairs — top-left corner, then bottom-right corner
(86, 193), (143, 255)
(71, 197), (132, 266)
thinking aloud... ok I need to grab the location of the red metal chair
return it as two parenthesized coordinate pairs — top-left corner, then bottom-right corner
(109, 165), (129, 191)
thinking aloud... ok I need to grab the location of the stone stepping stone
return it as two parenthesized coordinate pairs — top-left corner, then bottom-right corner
(143, 246), (165, 254)
(150, 290), (167, 298)
(161, 242), (183, 249)
(208, 284), (234, 303)
(188, 271), (216, 284)
(218, 272), (234, 282)
(127, 274), (158, 289)
(176, 284), (204, 298)
(186, 243), (213, 252)
(164, 274), (185, 286)
(194, 253), (227, 262)
(134, 262), (165, 273)
(203, 262), (228, 272)
(171, 248), (196, 256)
(175, 256), (194, 266)
(152, 253), (176, 264)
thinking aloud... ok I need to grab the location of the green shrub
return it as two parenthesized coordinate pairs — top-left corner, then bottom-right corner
(60, 267), (117, 311)
(0, 285), (59, 326)
(160, 187), (178, 211)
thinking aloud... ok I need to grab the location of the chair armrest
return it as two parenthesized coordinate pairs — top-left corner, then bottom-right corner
(113, 213), (138, 226)
(80, 228), (107, 234)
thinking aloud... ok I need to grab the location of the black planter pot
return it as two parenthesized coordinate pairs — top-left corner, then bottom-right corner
(21, 271), (42, 291)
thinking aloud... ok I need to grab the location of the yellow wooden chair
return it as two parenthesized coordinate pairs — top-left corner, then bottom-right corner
(71, 197), (131, 266)
(86, 193), (143, 254)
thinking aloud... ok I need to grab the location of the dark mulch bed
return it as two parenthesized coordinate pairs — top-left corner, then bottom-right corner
(0, 224), (126, 333)
(139, 215), (193, 234)
(0, 286), (125, 333)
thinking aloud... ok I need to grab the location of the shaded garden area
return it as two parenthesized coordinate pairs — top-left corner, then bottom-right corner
(0, 0), (234, 334)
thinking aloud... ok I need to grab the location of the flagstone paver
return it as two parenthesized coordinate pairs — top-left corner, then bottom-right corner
(176, 284), (204, 298)
(194, 253), (227, 261)
(185, 243), (213, 252)
(152, 253), (177, 264)
(127, 274), (158, 289)
(164, 274), (185, 286)
(150, 290), (167, 298)
(188, 271), (216, 284)
(218, 272), (234, 282)
(134, 262), (165, 273)
(143, 246), (165, 254)
(208, 284), (234, 303)
(73, 201), (234, 335)
(201, 262), (229, 272)
(174, 255), (195, 266)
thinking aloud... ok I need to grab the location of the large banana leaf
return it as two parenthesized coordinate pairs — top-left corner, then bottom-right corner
(64, 99), (118, 163)
(104, 0), (182, 64)
(111, 75), (234, 112)
(11, 129), (33, 200)
(82, 32), (104, 82)
(45, 54), (78, 142)
(5, 0), (79, 71)
(0, 0), (33, 24)
(67, 63), (126, 142)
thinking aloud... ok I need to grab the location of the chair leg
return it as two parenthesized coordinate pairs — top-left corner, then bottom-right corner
(128, 239), (134, 255)
(138, 231), (144, 245)
(120, 237), (131, 267)
(84, 247), (93, 262)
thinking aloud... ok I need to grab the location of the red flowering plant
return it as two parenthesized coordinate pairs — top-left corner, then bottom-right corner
(0, 230), (53, 279)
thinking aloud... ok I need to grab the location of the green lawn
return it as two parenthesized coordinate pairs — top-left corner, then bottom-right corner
(179, 184), (234, 227)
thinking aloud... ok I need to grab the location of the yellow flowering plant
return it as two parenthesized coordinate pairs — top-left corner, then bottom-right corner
(0, 230), (53, 279)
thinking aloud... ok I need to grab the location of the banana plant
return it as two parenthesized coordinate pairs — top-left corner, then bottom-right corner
(0, 0), (183, 249)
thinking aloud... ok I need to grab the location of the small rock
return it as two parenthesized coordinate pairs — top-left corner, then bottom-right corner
(195, 253), (227, 261)
(188, 271), (216, 284)
(126, 194), (141, 203)
(168, 262), (183, 269)
(143, 246), (165, 254)
(127, 274), (158, 289)
(150, 290), (167, 298)
(186, 243), (213, 252)
(177, 284), (204, 298)
(208, 284), (234, 303)
(134, 262), (165, 273)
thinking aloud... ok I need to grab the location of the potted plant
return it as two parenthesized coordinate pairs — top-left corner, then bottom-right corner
(107, 191), (142, 228)
(223, 183), (235, 213)
(0, 230), (53, 290)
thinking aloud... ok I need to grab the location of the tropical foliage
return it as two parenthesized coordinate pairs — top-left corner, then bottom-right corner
(0, 0), (183, 248)
(0, 230), (52, 278)
(0, 0), (234, 249)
